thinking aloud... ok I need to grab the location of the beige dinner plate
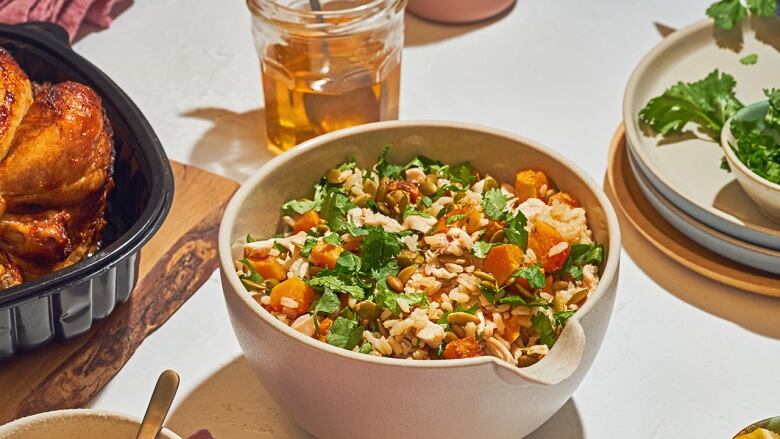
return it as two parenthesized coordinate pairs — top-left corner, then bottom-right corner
(623, 17), (780, 250)
(607, 125), (780, 298)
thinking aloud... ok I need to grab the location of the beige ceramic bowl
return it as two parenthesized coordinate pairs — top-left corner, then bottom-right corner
(219, 121), (621, 439)
(0, 409), (181, 438)
(722, 102), (780, 225)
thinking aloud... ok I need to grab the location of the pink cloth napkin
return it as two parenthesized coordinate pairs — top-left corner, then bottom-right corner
(187, 430), (215, 439)
(0, 0), (121, 41)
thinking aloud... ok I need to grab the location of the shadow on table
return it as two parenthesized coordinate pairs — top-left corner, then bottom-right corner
(404, 7), (512, 47)
(169, 356), (583, 439)
(615, 202), (780, 340)
(183, 107), (274, 183)
(168, 356), (312, 439)
(526, 399), (584, 439)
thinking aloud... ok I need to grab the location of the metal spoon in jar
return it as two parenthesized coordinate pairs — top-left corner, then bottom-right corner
(136, 370), (180, 439)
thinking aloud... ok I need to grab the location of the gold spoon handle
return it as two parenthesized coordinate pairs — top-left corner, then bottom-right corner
(136, 370), (180, 439)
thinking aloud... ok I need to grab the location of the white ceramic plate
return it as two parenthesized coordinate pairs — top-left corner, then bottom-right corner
(628, 151), (780, 275)
(623, 17), (780, 250)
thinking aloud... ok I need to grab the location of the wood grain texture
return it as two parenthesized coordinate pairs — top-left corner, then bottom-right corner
(606, 125), (780, 297)
(0, 161), (239, 424)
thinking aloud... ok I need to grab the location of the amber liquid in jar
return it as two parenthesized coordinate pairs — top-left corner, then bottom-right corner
(250, 0), (405, 153)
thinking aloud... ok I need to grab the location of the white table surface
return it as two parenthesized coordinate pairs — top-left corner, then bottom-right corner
(72, 0), (780, 437)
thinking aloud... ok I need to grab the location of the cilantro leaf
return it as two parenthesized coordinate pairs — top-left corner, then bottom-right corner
(326, 317), (363, 350)
(532, 312), (557, 348)
(747, 0), (777, 16)
(446, 213), (467, 224)
(375, 289), (428, 315)
(237, 259), (263, 291)
(740, 53), (758, 65)
(360, 226), (401, 271)
(505, 211), (529, 249)
(403, 204), (432, 220)
(553, 310), (576, 328)
(765, 88), (780, 128)
(300, 237), (318, 258)
(281, 199), (316, 216)
(323, 233), (341, 245)
(359, 343), (373, 354)
(421, 196), (433, 208)
(320, 191), (355, 232)
(730, 117), (780, 184)
(639, 69), (744, 139)
(706, 0), (748, 30)
(559, 243), (603, 280)
(308, 275), (365, 300)
(334, 251), (361, 274)
(375, 145), (404, 179)
(446, 162), (477, 187)
(311, 290), (341, 335)
(482, 188), (507, 220)
(498, 295), (551, 308)
(480, 286), (497, 304)
(312, 290), (341, 316)
(472, 241), (496, 258)
(514, 265), (546, 289)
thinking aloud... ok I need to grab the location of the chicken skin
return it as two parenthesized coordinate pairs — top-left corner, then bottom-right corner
(0, 48), (33, 162)
(0, 57), (114, 287)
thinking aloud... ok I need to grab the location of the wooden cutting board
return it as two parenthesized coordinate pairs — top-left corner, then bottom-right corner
(0, 161), (240, 424)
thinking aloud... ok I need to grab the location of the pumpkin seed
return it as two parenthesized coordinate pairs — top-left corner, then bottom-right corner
(553, 296), (566, 313)
(266, 279), (280, 289)
(451, 324), (466, 338)
(420, 179), (438, 196)
(353, 193), (371, 207)
(483, 176), (498, 192)
(355, 301), (381, 321)
(516, 355), (539, 368)
(437, 254), (463, 264)
(316, 224), (330, 233)
(363, 179), (378, 198)
(242, 279), (264, 291)
(479, 279), (497, 290)
(397, 250), (417, 267)
(376, 178), (389, 202)
(397, 264), (417, 284)
(489, 229), (506, 243)
(516, 285), (534, 300)
(444, 331), (459, 343)
(376, 202), (391, 215)
(447, 312), (480, 325)
(553, 280), (570, 291)
(474, 270), (496, 283)
(386, 275), (404, 292)
(453, 191), (466, 202)
(567, 288), (589, 305)
(326, 168), (344, 184)
(503, 276), (518, 288)
(414, 254), (425, 265)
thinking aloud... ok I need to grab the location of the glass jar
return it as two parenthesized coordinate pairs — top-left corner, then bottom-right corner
(247, 0), (406, 154)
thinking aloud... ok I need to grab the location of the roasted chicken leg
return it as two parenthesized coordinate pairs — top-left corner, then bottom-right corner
(0, 64), (114, 286)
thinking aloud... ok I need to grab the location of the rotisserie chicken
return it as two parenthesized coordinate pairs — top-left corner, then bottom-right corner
(0, 49), (114, 288)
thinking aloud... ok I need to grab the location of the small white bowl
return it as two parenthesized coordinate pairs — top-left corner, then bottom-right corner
(0, 409), (181, 439)
(722, 101), (780, 225)
(219, 120), (621, 439)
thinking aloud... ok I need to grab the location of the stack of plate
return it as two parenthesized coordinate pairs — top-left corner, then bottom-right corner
(619, 18), (780, 289)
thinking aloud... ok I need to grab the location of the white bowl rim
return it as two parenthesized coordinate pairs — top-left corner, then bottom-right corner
(0, 408), (181, 438)
(629, 149), (780, 258)
(622, 18), (780, 238)
(721, 109), (780, 193)
(218, 120), (621, 372)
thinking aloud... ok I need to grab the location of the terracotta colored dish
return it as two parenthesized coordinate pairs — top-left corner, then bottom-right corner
(219, 120), (621, 439)
(406, 0), (515, 24)
(607, 125), (780, 297)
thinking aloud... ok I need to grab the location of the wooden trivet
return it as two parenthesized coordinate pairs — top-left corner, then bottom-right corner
(0, 161), (240, 423)
(606, 124), (780, 297)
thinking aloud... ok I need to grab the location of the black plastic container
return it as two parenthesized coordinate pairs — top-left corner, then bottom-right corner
(0, 23), (174, 360)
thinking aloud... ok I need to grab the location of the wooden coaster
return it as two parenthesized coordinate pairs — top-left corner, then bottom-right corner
(0, 161), (240, 424)
(607, 125), (780, 297)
